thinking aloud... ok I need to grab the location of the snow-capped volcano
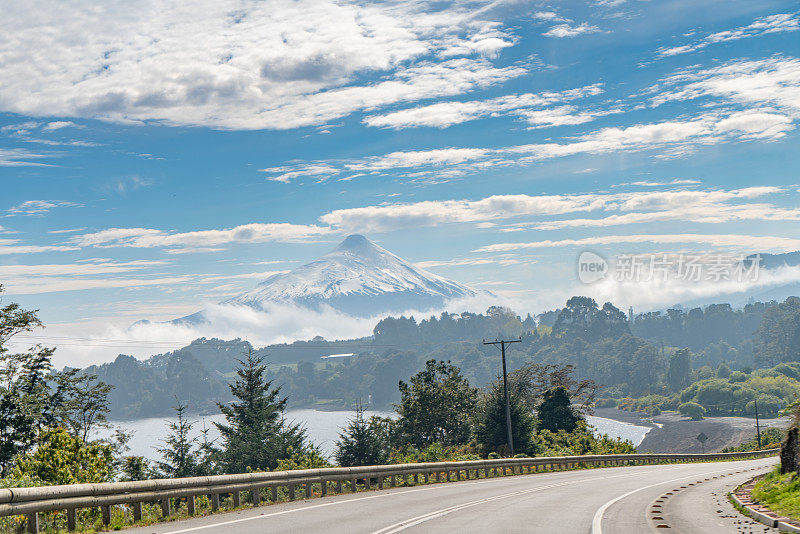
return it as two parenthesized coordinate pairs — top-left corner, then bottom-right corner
(222, 235), (480, 316)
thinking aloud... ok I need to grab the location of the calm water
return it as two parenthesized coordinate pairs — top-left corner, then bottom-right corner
(587, 415), (651, 446)
(99, 410), (651, 462)
(98, 409), (394, 461)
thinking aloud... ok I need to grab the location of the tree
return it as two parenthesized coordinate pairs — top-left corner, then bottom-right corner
(508, 363), (599, 415)
(215, 350), (306, 472)
(756, 297), (800, 365)
(52, 369), (113, 442)
(395, 360), (477, 448)
(537, 387), (580, 433)
(667, 349), (692, 391)
(120, 455), (153, 481)
(474, 381), (536, 456)
(0, 286), (58, 474)
(12, 428), (114, 485)
(156, 401), (199, 478)
(679, 402), (706, 420)
(335, 402), (388, 467)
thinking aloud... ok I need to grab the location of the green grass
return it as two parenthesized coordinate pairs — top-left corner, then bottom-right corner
(751, 466), (800, 519)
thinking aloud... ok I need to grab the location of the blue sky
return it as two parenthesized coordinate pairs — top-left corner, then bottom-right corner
(1, 0), (799, 365)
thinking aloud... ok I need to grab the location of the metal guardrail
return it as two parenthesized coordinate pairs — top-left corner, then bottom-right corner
(6, 449), (778, 532)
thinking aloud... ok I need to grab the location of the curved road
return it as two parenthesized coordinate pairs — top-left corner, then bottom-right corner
(126, 458), (778, 534)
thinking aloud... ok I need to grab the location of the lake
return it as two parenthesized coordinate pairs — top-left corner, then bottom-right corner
(99, 410), (652, 461)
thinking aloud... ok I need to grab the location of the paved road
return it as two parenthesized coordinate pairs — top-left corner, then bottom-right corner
(126, 458), (777, 534)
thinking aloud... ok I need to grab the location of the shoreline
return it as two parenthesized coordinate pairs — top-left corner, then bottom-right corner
(594, 408), (787, 453)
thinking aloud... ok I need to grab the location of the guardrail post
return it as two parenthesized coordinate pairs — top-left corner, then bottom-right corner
(390, 474), (397, 487)
(288, 484), (296, 500)
(133, 502), (143, 522)
(188, 495), (197, 514)
(250, 487), (260, 505)
(211, 493), (220, 511)
(350, 479), (357, 492)
(233, 490), (242, 507)
(336, 480), (343, 493)
(365, 476), (372, 490)
(160, 498), (171, 518)
(67, 508), (77, 531)
(304, 483), (312, 498)
(26, 513), (39, 533)
(271, 486), (278, 502)
(378, 476), (384, 489)
(103, 504), (112, 524)
(321, 480), (328, 496)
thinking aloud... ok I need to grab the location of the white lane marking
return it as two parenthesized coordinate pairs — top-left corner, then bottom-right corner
(158, 468), (650, 534)
(590, 461), (773, 534)
(369, 478), (612, 534)
(151, 460), (767, 534)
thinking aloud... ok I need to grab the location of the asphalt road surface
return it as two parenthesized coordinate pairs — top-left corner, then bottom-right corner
(126, 457), (778, 534)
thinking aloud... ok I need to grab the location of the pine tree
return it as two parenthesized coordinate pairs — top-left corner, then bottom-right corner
(335, 402), (388, 467)
(155, 401), (198, 478)
(537, 387), (580, 433)
(474, 382), (535, 456)
(215, 350), (306, 472)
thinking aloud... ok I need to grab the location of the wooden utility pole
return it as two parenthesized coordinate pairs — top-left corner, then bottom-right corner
(755, 398), (762, 449)
(483, 338), (521, 456)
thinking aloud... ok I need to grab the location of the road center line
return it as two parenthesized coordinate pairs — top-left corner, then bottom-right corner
(155, 462), (757, 534)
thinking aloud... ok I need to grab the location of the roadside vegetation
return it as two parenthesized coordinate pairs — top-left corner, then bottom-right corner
(746, 404), (800, 521)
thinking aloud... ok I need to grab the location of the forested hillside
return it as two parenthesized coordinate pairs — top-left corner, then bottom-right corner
(89, 296), (800, 419)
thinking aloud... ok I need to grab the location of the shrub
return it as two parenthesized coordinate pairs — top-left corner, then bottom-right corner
(678, 402), (706, 420)
(595, 398), (617, 408)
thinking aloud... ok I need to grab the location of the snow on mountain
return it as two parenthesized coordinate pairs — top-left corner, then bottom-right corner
(208, 235), (481, 317)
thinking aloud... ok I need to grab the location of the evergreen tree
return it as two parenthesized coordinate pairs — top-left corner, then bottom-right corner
(537, 387), (580, 433)
(215, 350), (306, 472)
(474, 382), (536, 456)
(156, 401), (198, 478)
(667, 348), (691, 391)
(195, 419), (219, 475)
(335, 402), (388, 467)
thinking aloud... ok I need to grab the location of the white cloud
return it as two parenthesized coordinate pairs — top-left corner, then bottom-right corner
(362, 84), (604, 129)
(475, 234), (800, 253)
(656, 13), (799, 58)
(0, 1), (524, 130)
(0, 238), (80, 255)
(0, 148), (53, 167)
(42, 121), (80, 131)
(38, 294), (500, 367)
(586, 263), (800, 312)
(319, 186), (794, 233)
(267, 106), (796, 183)
(6, 199), (80, 216)
(320, 192), (612, 232)
(415, 256), (521, 268)
(652, 56), (800, 117)
(72, 222), (333, 250)
(0, 259), (184, 295)
(617, 179), (701, 187)
(48, 228), (86, 234)
(543, 23), (601, 38)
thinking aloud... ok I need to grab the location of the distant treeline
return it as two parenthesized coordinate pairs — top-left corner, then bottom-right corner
(87, 296), (800, 419)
